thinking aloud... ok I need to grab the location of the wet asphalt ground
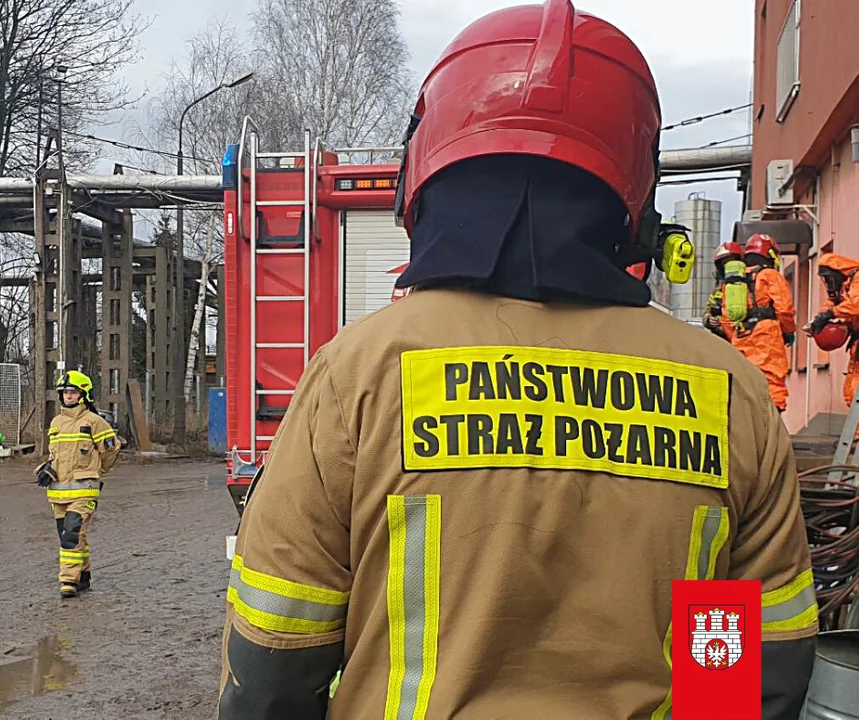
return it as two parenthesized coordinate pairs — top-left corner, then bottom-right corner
(0, 456), (236, 719)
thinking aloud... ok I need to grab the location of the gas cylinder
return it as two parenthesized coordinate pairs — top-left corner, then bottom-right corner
(801, 630), (859, 719)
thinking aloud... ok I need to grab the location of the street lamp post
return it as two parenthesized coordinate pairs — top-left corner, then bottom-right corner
(173, 70), (254, 444)
(55, 65), (68, 376)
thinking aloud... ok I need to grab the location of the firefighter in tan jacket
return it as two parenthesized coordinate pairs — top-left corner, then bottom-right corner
(35, 370), (119, 598)
(219, 2), (818, 718)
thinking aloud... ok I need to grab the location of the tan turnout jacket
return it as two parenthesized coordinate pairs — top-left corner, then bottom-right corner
(47, 404), (119, 503)
(221, 288), (817, 719)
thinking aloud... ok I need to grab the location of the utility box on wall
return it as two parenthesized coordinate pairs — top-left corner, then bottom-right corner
(208, 387), (227, 454)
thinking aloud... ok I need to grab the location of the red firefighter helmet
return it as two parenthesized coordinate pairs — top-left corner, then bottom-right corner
(812, 322), (850, 352)
(394, 0), (662, 242)
(744, 234), (780, 260)
(714, 242), (744, 264)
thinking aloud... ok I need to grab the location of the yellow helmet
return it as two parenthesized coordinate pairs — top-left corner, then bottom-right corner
(56, 370), (94, 404)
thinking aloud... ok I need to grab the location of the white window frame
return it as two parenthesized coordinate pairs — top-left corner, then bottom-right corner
(776, 0), (801, 123)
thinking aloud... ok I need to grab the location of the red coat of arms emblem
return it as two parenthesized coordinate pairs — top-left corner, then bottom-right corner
(688, 605), (745, 670)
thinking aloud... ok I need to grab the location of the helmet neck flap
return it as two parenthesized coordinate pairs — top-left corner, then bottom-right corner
(395, 155), (651, 306)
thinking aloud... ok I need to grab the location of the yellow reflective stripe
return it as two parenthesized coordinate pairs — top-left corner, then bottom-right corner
(60, 549), (89, 564)
(385, 496), (407, 720)
(650, 624), (674, 720)
(48, 427), (59, 436)
(384, 494), (441, 720)
(49, 433), (92, 443)
(230, 553), (348, 605)
(761, 568), (819, 634)
(684, 505), (729, 582)
(226, 554), (348, 635)
(60, 548), (90, 557)
(417, 496), (441, 717)
(47, 488), (100, 499)
(93, 429), (116, 442)
(652, 505), (730, 720)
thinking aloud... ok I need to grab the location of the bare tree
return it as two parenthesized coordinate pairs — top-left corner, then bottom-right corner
(134, 20), (263, 408)
(147, 18), (261, 179)
(134, 2), (415, 410)
(0, 0), (146, 389)
(253, 0), (415, 149)
(184, 215), (214, 401)
(0, 0), (147, 176)
(140, 18), (266, 257)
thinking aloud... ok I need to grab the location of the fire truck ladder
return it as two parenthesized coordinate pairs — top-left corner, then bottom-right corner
(238, 117), (316, 464)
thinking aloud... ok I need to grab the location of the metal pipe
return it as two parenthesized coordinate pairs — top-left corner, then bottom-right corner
(0, 146), (753, 195)
(69, 174), (223, 191)
(659, 146), (753, 172)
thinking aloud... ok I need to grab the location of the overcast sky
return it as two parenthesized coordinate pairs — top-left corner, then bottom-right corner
(96, 0), (756, 240)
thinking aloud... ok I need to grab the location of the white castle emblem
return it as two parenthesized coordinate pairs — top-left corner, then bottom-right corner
(690, 607), (743, 669)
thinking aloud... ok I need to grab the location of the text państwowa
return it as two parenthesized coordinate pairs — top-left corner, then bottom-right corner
(400, 347), (730, 488)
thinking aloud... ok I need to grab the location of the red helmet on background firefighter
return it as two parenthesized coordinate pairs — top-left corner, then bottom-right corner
(806, 252), (859, 405)
(219, 3), (817, 718)
(703, 242), (744, 340)
(714, 241), (744, 272)
(744, 232), (782, 269)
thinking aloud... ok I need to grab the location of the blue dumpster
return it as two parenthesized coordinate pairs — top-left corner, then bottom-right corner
(208, 388), (227, 454)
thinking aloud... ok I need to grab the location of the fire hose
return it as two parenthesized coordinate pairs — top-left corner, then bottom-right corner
(798, 464), (859, 630)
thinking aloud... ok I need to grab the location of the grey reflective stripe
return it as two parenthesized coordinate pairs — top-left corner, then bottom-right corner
(762, 583), (817, 624)
(397, 497), (428, 720)
(49, 480), (98, 491)
(697, 509), (726, 580)
(230, 577), (346, 623)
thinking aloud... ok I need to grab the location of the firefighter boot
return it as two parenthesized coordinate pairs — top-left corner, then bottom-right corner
(60, 583), (78, 599)
(78, 571), (91, 592)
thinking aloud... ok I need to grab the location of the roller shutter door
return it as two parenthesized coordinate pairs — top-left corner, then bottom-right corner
(343, 210), (411, 324)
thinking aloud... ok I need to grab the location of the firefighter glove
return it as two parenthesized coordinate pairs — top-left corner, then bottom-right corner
(704, 314), (720, 330)
(34, 461), (58, 488)
(810, 309), (836, 335)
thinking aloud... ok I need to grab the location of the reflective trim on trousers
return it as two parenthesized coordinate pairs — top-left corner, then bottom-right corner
(60, 547), (90, 565)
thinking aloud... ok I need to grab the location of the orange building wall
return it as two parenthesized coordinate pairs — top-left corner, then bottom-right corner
(751, 0), (859, 433)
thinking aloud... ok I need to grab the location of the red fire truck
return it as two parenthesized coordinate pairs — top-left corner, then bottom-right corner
(220, 117), (672, 526)
(221, 117), (410, 516)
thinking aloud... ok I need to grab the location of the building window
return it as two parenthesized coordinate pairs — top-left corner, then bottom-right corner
(776, 0), (801, 122)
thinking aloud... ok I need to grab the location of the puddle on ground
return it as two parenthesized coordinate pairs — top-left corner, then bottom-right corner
(206, 474), (227, 489)
(0, 635), (82, 711)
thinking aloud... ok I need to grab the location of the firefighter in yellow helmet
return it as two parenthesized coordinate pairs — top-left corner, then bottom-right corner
(218, 2), (817, 717)
(35, 370), (120, 598)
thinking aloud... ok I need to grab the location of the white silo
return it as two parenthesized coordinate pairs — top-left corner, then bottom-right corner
(670, 192), (722, 322)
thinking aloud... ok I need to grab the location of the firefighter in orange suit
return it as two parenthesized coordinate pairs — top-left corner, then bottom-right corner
(702, 241), (744, 341)
(729, 234), (797, 413)
(35, 371), (119, 598)
(808, 253), (859, 406)
(218, 2), (817, 718)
